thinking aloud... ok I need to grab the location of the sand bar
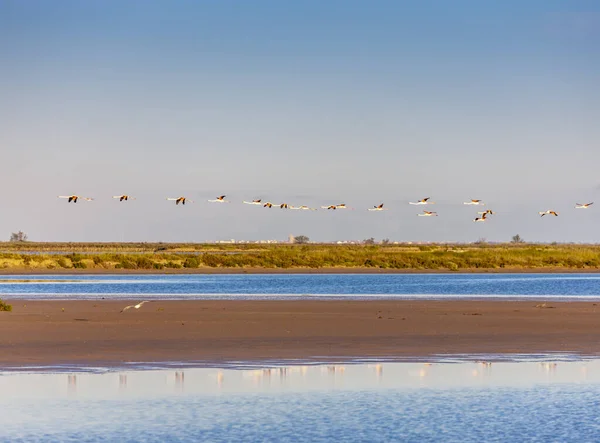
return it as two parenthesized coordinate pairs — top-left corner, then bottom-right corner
(1, 300), (600, 368)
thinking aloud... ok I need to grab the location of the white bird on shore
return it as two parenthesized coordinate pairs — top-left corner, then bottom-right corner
(167, 197), (193, 205)
(243, 199), (262, 205)
(113, 195), (135, 202)
(575, 202), (593, 209)
(120, 301), (152, 313)
(368, 203), (386, 211)
(208, 195), (229, 203)
(464, 199), (484, 205)
(409, 197), (434, 205)
(418, 210), (438, 217)
(539, 210), (559, 217)
(474, 213), (488, 222)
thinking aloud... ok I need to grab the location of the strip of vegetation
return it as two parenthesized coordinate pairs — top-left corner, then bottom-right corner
(0, 299), (12, 312)
(0, 244), (599, 271)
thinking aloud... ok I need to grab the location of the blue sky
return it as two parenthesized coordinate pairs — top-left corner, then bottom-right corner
(1, 1), (599, 242)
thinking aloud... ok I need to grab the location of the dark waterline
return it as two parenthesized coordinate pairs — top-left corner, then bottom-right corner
(0, 352), (594, 374)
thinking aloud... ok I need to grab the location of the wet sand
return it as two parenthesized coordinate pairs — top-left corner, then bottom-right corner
(1, 300), (600, 367)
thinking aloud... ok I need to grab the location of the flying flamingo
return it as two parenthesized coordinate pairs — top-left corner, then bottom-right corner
(58, 195), (93, 203)
(167, 197), (193, 205)
(291, 205), (316, 211)
(208, 195), (229, 203)
(321, 203), (351, 210)
(409, 198), (434, 205)
(473, 212), (488, 222)
(113, 195), (135, 202)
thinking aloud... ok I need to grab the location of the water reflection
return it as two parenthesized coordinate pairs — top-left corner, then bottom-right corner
(3, 273), (600, 300)
(67, 374), (77, 394)
(2, 359), (598, 399)
(2, 360), (600, 441)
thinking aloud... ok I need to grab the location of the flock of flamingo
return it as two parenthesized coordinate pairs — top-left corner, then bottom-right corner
(56, 194), (594, 221)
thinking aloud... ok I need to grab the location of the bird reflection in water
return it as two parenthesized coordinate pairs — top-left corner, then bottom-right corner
(243, 369), (264, 385)
(278, 367), (288, 380)
(540, 362), (558, 374)
(418, 363), (434, 378)
(67, 375), (77, 394)
(288, 366), (308, 376)
(475, 361), (493, 377)
(368, 364), (384, 379)
(323, 365), (345, 375)
(175, 371), (185, 391)
(119, 374), (127, 391)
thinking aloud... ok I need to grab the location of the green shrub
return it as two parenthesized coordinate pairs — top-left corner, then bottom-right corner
(183, 257), (200, 268)
(446, 261), (459, 271)
(0, 299), (12, 312)
(72, 261), (87, 269)
(135, 256), (154, 269)
(120, 260), (136, 269)
(201, 254), (222, 267)
(1, 243), (600, 271)
(69, 253), (84, 262)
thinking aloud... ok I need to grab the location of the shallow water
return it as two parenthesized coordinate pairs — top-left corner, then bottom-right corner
(2, 359), (600, 442)
(1, 273), (600, 300)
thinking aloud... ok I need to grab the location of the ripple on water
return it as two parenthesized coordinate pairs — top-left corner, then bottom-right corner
(1, 358), (600, 441)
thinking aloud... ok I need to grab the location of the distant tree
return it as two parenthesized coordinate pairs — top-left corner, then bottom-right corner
(474, 237), (487, 245)
(10, 231), (28, 242)
(511, 234), (525, 244)
(381, 238), (390, 245)
(363, 237), (376, 245)
(295, 235), (310, 244)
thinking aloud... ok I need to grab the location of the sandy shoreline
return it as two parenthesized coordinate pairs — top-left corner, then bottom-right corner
(1, 267), (600, 275)
(1, 300), (600, 368)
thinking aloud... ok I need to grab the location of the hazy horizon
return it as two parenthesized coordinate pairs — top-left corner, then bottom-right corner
(2, 1), (598, 243)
